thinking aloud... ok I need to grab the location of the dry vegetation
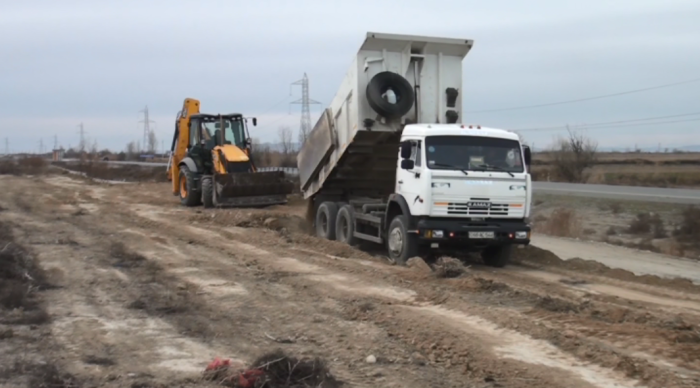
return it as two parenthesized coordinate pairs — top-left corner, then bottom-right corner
(53, 160), (169, 182)
(532, 194), (700, 259)
(530, 130), (700, 188)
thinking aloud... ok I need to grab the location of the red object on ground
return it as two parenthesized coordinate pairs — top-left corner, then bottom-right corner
(205, 357), (231, 371)
(238, 369), (264, 388)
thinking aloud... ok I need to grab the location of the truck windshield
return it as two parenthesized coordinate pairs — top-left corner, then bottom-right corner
(424, 135), (524, 173)
(202, 120), (246, 149)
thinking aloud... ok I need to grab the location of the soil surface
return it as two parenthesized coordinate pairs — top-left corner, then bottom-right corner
(1, 172), (700, 387)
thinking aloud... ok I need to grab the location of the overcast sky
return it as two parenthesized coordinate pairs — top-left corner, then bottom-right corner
(1, 0), (699, 153)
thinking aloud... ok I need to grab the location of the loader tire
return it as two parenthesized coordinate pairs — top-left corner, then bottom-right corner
(366, 71), (414, 119)
(178, 165), (200, 207)
(202, 176), (214, 208)
(316, 201), (338, 240)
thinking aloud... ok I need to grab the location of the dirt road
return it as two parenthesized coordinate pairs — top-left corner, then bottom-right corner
(1, 173), (700, 387)
(532, 235), (700, 285)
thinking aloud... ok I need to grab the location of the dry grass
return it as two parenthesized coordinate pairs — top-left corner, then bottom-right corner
(0, 157), (48, 176)
(627, 213), (666, 238)
(54, 161), (168, 182)
(673, 206), (700, 250)
(531, 151), (700, 188)
(535, 208), (581, 237)
(0, 220), (51, 325)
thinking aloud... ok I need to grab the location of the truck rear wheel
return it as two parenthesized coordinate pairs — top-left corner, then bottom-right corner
(178, 165), (200, 207)
(316, 201), (339, 240)
(481, 245), (512, 268)
(387, 215), (417, 265)
(335, 205), (358, 246)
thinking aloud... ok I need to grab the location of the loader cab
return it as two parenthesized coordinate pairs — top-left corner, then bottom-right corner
(187, 114), (250, 151)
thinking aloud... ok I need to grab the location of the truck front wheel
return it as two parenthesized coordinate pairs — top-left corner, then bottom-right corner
(481, 245), (513, 268)
(387, 215), (417, 265)
(316, 201), (339, 240)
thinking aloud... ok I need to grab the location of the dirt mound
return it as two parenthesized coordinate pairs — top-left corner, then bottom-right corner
(514, 245), (700, 293)
(203, 350), (343, 388)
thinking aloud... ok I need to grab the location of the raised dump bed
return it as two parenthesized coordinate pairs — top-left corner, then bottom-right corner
(298, 32), (474, 200)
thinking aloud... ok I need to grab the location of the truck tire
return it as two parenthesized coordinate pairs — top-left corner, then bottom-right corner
(316, 201), (339, 240)
(201, 176), (214, 208)
(387, 214), (417, 265)
(335, 205), (358, 246)
(481, 245), (513, 268)
(178, 165), (200, 207)
(366, 71), (415, 119)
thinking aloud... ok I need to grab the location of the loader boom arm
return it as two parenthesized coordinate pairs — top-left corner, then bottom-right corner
(167, 98), (201, 196)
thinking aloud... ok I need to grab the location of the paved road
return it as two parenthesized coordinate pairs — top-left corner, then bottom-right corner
(532, 181), (700, 205)
(59, 160), (700, 205)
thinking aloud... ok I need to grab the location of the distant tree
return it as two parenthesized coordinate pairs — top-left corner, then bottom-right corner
(147, 130), (157, 153)
(550, 127), (598, 183)
(278, 126), (293, 155)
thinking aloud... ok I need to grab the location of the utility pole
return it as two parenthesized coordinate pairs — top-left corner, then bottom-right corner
(291, 73), (321, 146)
(77, 122), (86, 152)
(38, 138), (44, 154)
(139, 105), (156, 152)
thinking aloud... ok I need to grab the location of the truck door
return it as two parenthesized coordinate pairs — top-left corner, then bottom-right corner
(396, 139), (425, 213)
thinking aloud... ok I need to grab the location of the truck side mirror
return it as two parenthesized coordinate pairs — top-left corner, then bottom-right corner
(252, 118), (257, 126)
(401, 159), (414, 170)
(400, 141), (412, 159)
(523, 145), (532, 166)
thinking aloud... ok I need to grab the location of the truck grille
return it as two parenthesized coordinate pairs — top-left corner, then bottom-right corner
(431, 198), (524, 217)
(446, 202), (508, 216)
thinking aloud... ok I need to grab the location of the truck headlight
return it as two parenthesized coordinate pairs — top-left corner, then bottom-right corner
(515, 231), (528, 239)
(433, 230), (444, 238)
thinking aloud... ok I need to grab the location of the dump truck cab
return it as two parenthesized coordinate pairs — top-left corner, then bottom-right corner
(391, 123), (532, 262)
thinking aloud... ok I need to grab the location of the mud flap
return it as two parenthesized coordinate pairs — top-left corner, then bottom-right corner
(213, 171), (294, 207)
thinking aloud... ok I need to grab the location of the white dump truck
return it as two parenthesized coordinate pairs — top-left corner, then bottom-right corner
(297, 32), (532, 267)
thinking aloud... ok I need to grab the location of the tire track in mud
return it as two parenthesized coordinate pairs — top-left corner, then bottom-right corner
(106, 205), (687, 388)
(36, 175), (700, 387)
(1, 211), (226, 387)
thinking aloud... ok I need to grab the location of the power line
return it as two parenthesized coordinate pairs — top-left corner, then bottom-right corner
(513, 111), (700, 132)
(514, 117), (700, 133)
(466, 77), (700, 114)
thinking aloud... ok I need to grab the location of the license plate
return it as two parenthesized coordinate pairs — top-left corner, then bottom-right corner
(469, 231), (495, 239)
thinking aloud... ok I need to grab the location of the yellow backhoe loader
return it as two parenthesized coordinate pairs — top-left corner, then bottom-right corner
(166, 98), (294, 208)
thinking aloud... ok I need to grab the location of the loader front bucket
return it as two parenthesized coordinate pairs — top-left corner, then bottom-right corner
(213, 170), (295, 208)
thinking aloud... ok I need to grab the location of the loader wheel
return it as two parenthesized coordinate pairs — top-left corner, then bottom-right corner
(335, 204), (358, 246)
(202, 176), (214, 208)
(386, 214), (417, 266)
(316, 201), (338, 240)
(366, 71), (414, 119)
(178, 165), (200, 207)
